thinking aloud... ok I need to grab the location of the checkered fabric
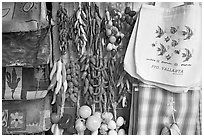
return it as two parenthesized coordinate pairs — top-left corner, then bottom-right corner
(128, 83), (201, 135)
(195, 95), (202, 135)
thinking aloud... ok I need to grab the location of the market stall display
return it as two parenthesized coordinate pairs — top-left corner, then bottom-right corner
(2, 2), (202, 135)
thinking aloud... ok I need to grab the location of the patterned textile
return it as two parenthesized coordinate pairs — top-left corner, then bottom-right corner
(2, 2), (50, 66)
(2, 95), (51, 134)
(2, 2), (48, 32)
(128, 83), (201, 135)
(2, 65), (49, 100)
(2, 28), (50, 66)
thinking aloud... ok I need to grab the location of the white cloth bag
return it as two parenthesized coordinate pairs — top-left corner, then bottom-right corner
(124, 4), (202, 92)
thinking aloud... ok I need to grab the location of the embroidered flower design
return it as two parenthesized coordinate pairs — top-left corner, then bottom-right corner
(153, 26), (193, 62)
(165, 36), (170, 42)
(171, 40), (178, 47)
(156, 26), (164, 38)
(182, 26), (193, 40)
(182, 48), (192, 62)
(170, 27), (177, 34)
(157, 43), (167, 56)
(166, 54), (172, 60)
(10, 112), (23, 128)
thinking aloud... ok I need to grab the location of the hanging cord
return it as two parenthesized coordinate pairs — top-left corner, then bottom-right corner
(170, 96), (176, 123)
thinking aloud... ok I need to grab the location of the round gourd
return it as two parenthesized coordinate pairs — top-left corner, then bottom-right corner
(118, 128), (126, 135)
(86, 116), (101, 131)
(106, 43), (113, 51)
(109, 36), (116, 43)
(51, 113), (60, 124)
(106, 29), (112, 36)
(78, 105), (92, 119)
(100, 123), (108, 131)
(116, 116), (125, 127)
(107, 120), (117, 130)
(108, 129), (117, 135)
(75, 118), (86, 132)
(93, 111), (102, 119)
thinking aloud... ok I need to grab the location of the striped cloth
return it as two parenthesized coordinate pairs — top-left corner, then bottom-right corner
(128, 83), (201, 135)
(195, 94), (202, 135)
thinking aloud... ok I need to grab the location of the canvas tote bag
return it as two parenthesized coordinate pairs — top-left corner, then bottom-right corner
(124, 4), (202, 92)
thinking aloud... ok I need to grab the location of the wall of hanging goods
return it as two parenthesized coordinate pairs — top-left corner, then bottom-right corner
(49, 2), (142, 135)
(2, 2), (202, 135)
